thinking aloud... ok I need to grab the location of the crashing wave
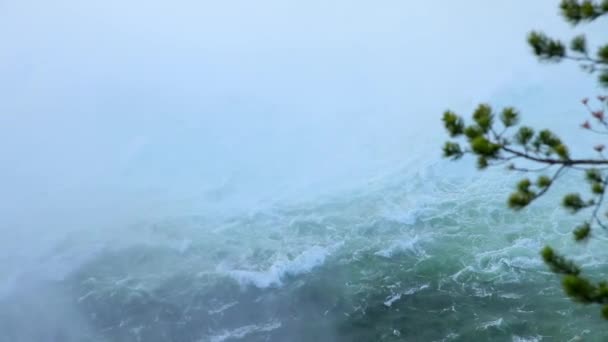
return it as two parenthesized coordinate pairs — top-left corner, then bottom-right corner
(225, 244), (341, 288)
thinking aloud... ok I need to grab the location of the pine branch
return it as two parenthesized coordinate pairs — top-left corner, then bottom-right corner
(502, 146), (608, 166)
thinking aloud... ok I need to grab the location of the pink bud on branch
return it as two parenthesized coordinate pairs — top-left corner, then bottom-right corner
(592, 110), (605, 120)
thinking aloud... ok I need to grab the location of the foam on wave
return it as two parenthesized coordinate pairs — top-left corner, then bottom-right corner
(225, 243), (342, 288)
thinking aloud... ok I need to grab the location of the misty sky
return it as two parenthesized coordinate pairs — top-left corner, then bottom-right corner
(0, 0), (603, 229)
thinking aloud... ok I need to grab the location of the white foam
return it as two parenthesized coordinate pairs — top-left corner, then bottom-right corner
(383, 293), (402, 307)
(477, 318), (504, 330)
(381, 208), (419, 225)
(500, 293), (523, 299)
(405, 283), (429, 294)
(226, 244), (339, 288)
(375, 235), (426, 258)
(451, 265), (474, 282)
(208, 320), (282, 342)
(208, 301), (238, 315)
(472, 284), (492, 298)
(512, 336), (542, 342)
(384, 284), (429, 307)
(434, 333), (460, 342)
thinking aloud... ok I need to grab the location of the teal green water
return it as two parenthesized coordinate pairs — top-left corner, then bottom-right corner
(2, 170), (608, 341)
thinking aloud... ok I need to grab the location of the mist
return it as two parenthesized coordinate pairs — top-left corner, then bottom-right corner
(1, 0), (594, 214)
(1, 1), (607, 341)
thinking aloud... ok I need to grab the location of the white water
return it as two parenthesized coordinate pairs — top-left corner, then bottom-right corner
(2, 1), (608, 341)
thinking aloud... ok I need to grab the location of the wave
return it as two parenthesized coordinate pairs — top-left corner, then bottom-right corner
(6, 161), (608, 341)
(383, 283), (429, 307)
(208, 320), (282, 342)
(374, 234), (428, 259)
(224, 243), (342, 288)
(477, 318), (504, 331)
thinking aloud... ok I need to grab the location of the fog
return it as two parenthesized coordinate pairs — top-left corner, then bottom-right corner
(0, 0), (603, 306)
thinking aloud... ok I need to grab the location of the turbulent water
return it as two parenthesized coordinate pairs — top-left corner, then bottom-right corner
(2, 164), (608, 342)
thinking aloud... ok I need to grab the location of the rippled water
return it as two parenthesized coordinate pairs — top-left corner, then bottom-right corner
(2, 166), (608, 341)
